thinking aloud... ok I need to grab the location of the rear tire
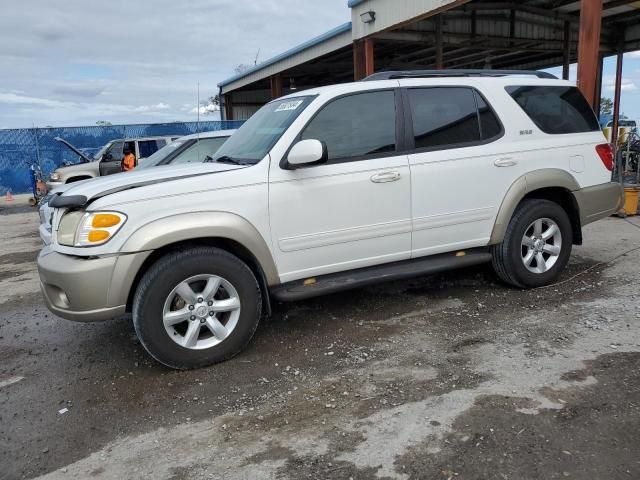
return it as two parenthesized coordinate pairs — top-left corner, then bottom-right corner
(133, 247), (261, 369)
(491, 199), (572, 288)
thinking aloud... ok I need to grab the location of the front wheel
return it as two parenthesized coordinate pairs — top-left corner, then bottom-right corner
(491, 199), (572, 288)
(133, 247), (261, 369)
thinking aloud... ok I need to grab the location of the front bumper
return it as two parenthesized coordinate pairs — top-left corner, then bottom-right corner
(574, 182), (624, 226)
(37, 247), (150, 322)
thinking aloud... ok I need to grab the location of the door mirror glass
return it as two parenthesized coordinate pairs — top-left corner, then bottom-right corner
(286, 139), (327, 169)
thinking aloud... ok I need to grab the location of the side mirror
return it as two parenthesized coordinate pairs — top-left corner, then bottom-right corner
(286, 139), (327, 169)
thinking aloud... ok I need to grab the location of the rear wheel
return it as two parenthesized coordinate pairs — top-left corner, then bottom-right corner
(133, 247), (261, 369)
(491, 199), (572, 288)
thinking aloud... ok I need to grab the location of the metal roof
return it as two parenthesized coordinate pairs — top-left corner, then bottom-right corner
(218, 22), (352, 89)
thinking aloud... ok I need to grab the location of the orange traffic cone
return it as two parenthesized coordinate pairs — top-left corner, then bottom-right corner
(5, 191), (13, 202)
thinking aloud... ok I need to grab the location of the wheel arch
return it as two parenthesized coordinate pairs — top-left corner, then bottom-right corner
(65, 175), (94, 183)
(120, 212), (279, 315)
(490, 169), (582, 245)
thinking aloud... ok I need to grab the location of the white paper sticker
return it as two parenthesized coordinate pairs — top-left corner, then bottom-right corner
(275, 100), (304, 112)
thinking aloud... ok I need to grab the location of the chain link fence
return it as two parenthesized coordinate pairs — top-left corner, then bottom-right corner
(0, 121), (244, 195)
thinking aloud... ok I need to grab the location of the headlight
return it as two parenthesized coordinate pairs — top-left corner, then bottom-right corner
(57, 211), (127, 247)
(50, 172), (60, 181)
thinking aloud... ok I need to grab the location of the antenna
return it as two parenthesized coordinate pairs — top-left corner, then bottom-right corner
(196, 81), (200, 133)
(254, 49), (260, 66)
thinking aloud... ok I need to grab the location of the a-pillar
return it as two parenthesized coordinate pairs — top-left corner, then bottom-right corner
(353, 38), (375, 81)
(576, 0), (603, 109)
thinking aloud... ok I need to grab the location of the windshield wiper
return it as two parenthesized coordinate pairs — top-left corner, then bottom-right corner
(205, 155), (250, 165)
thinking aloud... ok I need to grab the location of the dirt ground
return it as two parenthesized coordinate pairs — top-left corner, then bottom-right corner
(1, 203), (639, 480)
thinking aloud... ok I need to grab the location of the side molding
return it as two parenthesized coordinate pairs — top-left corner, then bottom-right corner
(120, 212), (280, 285)
(489, 169), (580, 245)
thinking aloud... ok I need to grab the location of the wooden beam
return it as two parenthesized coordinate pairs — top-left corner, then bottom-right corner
(611, 51), (624, 148)
(364, 38), (375, 77)
(563, 21), (571, 80)
(353, 40), (365, 81)
(435, 15), (444, 69)
(577, 0), (603, 108)
(224, 94), (233, 121)
(269, 73), (283, 100)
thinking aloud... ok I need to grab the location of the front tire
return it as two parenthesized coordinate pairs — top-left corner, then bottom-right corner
(491, 199), (572, 288)
(133, 247), (261, 369)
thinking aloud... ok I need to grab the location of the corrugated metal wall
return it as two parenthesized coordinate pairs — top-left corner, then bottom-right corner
(0, 120), (244, 195)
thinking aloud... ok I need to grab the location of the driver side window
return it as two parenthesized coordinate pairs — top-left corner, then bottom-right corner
(104, 142), (124, 162)
(300, 90), (396, 162)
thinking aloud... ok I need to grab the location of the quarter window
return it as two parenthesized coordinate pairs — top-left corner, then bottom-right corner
(300, 90), (396, 161)
(408, 87), (481, 149)
(506, 86), (600, 134)
(475, 92), (502, 140)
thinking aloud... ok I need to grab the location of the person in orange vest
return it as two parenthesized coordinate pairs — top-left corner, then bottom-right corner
(122, 149), (136, 171)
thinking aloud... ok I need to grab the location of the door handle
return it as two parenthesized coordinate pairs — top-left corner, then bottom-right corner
(494, 157), (517, 167)
(371, 171), (401, 183)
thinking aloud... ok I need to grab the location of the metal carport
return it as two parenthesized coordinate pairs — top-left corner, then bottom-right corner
(219, 0), (640, 142)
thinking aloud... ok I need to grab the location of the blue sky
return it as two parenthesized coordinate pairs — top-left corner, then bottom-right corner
(0, 2), (638, 129)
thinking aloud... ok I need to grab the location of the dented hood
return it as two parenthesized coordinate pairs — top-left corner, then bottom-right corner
(49, 162), (246, 208)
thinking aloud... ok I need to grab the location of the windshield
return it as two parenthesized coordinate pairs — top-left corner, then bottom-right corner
(137, 139), (187, 169)
(212, 96), (315, 164)
(170, 137), (230, 165)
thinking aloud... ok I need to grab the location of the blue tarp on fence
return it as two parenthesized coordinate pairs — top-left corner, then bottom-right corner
(0, 120), (244, 195)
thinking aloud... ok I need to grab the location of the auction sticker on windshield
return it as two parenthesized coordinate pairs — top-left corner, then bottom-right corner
(275, 100), (304, 112)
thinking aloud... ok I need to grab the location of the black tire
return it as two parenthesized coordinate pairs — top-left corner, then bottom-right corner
(133, 247), (261, 369)
(491, 199), (572, 289)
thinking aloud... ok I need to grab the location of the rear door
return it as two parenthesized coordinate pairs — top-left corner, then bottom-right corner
(403, 85), (515, 257)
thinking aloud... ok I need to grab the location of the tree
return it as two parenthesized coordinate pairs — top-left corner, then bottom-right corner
(600, 97), (613, 116)
(198, 94), (220, 115)
(96, 120), (112, 126)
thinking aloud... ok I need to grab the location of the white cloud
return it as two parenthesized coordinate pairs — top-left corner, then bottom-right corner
(627, 51), (640, 59)
(0, 0), (349, 128)
(134, 102), (172, 113)
(0, 92), (68, 108)
(190, 104), (220, 115)
(604, 75), (638, 92)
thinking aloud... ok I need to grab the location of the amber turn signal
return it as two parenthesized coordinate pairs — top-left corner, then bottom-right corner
(87, 230), (110, 242)
(92, 213), (122, 228)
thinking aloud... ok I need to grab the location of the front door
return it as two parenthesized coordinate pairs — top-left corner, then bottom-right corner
(269, 89), (412, 283)
(99, 141), (125, 176)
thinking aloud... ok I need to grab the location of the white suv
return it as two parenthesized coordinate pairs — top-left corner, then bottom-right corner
(37, 70), (623, 369)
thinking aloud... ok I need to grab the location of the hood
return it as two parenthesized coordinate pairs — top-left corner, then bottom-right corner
(54, 137), (94, 163)
(50, 162), (247, 208)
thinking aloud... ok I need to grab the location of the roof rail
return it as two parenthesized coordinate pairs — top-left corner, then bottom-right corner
(363, 69), (558, 81)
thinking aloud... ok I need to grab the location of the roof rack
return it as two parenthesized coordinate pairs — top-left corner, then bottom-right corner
(363, 69), (557, 81)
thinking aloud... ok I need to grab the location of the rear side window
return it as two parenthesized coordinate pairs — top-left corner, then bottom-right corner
(138, 139), (165, 158)
(301, 90), (396, 161)
(506, 86), (600, 134)
(407, 87), (502, 151)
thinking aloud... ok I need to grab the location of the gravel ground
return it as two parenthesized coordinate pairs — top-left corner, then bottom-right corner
(1, 206), (639, 480)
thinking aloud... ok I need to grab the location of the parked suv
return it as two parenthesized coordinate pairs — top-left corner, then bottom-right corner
(38, 130), (236, 245)
(37, 70), (623, 369)
(46, 135), (176, 188)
